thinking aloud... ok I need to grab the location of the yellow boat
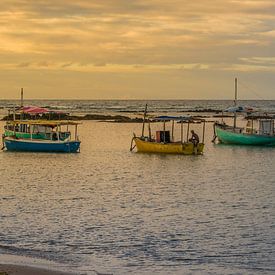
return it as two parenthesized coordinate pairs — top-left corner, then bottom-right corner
(130, 105), (205, 155)
(132, 137), (204, 155)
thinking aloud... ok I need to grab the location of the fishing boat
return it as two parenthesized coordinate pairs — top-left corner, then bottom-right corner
(130, 105), (205, 155)
(2, 89), (81, 152)
(2, 120), (81, 152)
(213, 78), (275, 146)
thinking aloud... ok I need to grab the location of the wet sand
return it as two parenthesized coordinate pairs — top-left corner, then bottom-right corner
(0, 264), (75, 275)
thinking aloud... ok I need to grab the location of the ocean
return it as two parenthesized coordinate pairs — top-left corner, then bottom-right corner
(0, 100), (274, 274)
(0, 99), (275, 118)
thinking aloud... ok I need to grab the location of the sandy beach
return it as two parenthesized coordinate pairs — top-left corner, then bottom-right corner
(0, 264), (75, 275)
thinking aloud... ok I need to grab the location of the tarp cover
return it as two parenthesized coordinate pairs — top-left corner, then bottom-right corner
(153, 115), (192, 121)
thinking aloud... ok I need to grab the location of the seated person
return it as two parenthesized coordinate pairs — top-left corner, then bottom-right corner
(189, 130), (200, 145)
(52, 132), (58, 140)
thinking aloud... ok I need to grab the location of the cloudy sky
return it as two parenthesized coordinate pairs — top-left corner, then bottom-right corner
(0, 0), (275, 99)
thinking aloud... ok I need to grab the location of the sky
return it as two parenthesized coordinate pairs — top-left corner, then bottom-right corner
(0, 0), (275, 99)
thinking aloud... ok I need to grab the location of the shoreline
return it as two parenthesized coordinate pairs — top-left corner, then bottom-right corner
(0, 264), (76, 275)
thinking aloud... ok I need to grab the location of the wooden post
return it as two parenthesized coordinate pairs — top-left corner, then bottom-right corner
(186, 121), (190, 141)
(172, 120), (174, 142)
(181, 120), (183, 143)
(202, 120), (205, 143)
(141, 104), (147, 138)
(163, 121), (166, 142)
(148, 122), (151, 140)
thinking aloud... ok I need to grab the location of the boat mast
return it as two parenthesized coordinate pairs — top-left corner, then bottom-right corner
(20, 88), (24, 120)
(233, 77), (237, 129)
(20, 88), (24, 108)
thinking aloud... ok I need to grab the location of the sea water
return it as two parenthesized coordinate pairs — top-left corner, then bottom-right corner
(0, 99), (275, 117)
(0, 101), (274, 274)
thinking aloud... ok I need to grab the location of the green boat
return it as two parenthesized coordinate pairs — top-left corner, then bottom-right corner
(214, 122), (275, 146)
(213, 78), (275, 146)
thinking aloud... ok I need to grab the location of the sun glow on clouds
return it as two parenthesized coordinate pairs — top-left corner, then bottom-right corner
(0, 0), (275, 99)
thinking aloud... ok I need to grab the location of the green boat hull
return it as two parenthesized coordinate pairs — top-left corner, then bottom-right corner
(4, 130), (70, 141)
(215, 124), (275, 146)
(4, 130), (46, 139)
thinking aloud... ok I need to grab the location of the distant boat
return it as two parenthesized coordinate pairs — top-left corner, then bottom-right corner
(130, 105), (205, 155)
(213, 78), (275, 146)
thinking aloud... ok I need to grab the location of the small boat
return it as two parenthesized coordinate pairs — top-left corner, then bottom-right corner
(130, 105), (205, 155)
(214, 121), (275, 146)
(2, 90), (81, 153)
(213, 78), (275, 146)
(2, 120), (81, 153)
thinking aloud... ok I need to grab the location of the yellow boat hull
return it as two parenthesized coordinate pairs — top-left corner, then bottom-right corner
(133, 138), (204, 155)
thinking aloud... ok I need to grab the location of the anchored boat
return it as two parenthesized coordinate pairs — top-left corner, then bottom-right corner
(3, 120), (81, 152)
(2, 91), (81, 152)
(213, 78), (275, 146)
(130, 105), (205, 155)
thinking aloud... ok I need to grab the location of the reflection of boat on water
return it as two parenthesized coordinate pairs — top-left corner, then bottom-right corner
(213, 78), (275, 146)
(3, 120), (81, 152)
(130, 105), (205, 155)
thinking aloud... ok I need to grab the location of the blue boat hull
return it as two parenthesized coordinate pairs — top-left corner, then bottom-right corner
(4, 138), (80, 153)
(215, 124), (275, 146)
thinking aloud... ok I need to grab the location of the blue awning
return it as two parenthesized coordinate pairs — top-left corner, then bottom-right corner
(153, 115), (192, 121)
(225, 106), (256, 113)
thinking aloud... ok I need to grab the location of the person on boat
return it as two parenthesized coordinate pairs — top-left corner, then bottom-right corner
(52, 132), (58, 140)
(189, 130), (199, 146)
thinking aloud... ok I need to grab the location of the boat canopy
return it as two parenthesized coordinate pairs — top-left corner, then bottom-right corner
(153, 115), (192, 122)
(9, 106), (66, 115)
(225, 106), (256, 113)
(6, 120), (80, 126)
(21, 106), (50, 114)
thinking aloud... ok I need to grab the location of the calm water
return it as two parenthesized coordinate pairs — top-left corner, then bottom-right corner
(0, 115), (274, 274)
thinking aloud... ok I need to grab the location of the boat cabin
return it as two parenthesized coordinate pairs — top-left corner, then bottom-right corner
(148, 116), (205, 144)
(4, 120), (80, 141)
(245, 119), (274, 136)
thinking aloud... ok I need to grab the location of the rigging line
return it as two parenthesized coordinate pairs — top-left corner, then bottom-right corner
(238, 79), (265, 100)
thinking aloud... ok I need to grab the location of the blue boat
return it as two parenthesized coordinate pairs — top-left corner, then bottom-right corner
(2, 120), (81, 153)
(4, 137), (80, 152)
(2, 91), (81, 153)
(213, 78), (275, 146)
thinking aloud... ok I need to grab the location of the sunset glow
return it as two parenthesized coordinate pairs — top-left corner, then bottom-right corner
(1, 0), (275, 99)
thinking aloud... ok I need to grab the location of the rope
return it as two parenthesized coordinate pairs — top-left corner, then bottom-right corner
(130, 137), (136, 152)
(238, 79), (265, 100)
